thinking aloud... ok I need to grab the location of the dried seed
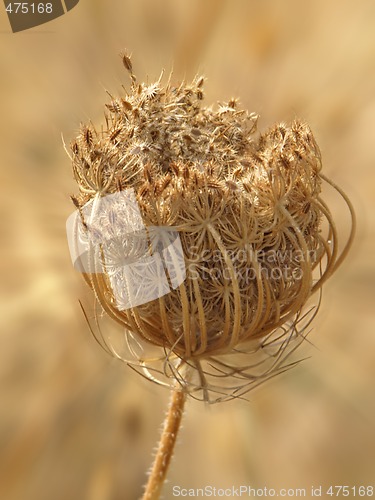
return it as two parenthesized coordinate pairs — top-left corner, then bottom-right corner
(110, 128), (122, 142)
(82, 158), (90, 169)
(71, 141), (79, 155)
(161, 175), (171, 191)
(191, 128), (201, 136)
(196, 76), (205, 88)
(106, 102), (121, 114)
(170, 163), (180, 176)
(302, 202), (311, 214)
(150, 130), (159, 141)
(240, 160), (251, 168)
(91, 150), (101, 160)
(83, 127), (93, 148)
(242, 181), (252, 193)
(144, 166), (152, 183)
(183, 134), (194, 144)
(225, 180), (238, 191)
(70, 194), (80, 209)
(138, 184), (149, 198)
(121, 52), (133, 73)
(71, 195), (88, 229)
(183, 166), (190, 181)
(121, 98), (133, 111)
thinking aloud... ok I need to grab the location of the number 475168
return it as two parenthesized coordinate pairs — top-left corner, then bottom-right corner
(327, 486), (374, 496)
(6, 3), (53, 14)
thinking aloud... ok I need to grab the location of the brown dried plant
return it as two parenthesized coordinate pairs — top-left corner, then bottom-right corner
(68, 55), (355, 499)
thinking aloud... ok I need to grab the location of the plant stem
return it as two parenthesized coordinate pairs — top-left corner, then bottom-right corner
(142, 388), (187, 500)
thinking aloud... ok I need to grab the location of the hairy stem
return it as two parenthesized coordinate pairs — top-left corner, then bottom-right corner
(142, 388), (187, 500)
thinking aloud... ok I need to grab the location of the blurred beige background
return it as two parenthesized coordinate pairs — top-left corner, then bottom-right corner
(0, 1), (374, 499)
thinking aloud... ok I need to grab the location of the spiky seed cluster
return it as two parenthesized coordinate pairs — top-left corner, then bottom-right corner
(70, 60), (354, 402)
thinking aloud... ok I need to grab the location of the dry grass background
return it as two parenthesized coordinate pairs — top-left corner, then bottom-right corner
(0, 1), (374, 499)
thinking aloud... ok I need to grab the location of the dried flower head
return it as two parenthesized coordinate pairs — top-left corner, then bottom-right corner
(68, 60), (355, 403)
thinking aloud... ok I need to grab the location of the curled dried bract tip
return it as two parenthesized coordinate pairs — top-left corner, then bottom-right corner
(69, 63), (355, 403)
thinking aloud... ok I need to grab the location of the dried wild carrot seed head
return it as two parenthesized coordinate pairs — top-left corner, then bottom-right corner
(68, 61), (354, 402)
